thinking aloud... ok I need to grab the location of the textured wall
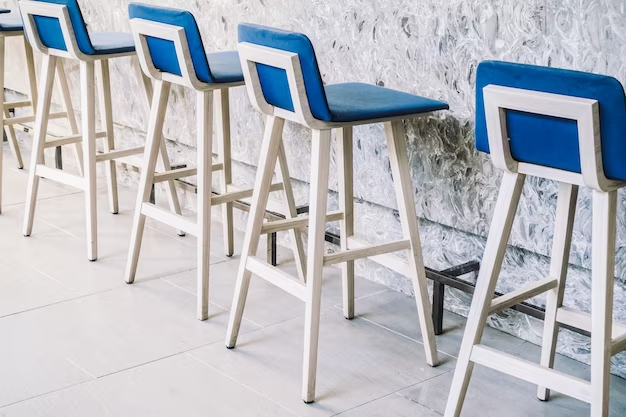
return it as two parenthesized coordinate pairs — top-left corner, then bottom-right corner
(4, 0), (626, 376)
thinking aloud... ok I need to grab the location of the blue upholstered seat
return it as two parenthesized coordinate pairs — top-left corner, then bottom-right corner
(90, 32), (135, 55)
(476, 60), (626, 181)
(238, 23), (447, 123)
(325, 83), (448, 122)
(0, 13), (23, 32)
(26, 0), (135, 56)
(128, 3), (243, 85)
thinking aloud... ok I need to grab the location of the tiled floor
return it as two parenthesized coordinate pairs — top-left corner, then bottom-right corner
(0, 146), (625, 416)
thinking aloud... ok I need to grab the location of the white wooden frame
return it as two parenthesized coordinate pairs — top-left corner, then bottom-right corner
(126, 18), (305, 320)
(227, 41), (439, 403)
(19, 1), (135, 61)
(19, 2), (183, 262)
(444, 85), (626, 417)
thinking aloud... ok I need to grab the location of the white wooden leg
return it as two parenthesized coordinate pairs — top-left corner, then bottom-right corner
(3, 108), (21, 169)
(384, 121), (438, 366)
(443, 171), (525, 417)
(537, 182), (578, 400)
(96, 59), (118, 214)
(133, 56), (185, 236)
(80, 61), (98, 261)
(226, 115), (285, 348)
(23, 55), (57, 235)
(97, 59), (120, 214)
(215, 88), (234, 257)
(124, 80), (171, 283)
(337, 126), (354, 319)
(276, 141), (307, 282)
(590, 190), (616, 417)
(302, 128), (332, 404)
(197, 90), (213, 320)
(0, 37), (4, 210)
(56, 59), (83, 174)
(23, 38), (38, 111)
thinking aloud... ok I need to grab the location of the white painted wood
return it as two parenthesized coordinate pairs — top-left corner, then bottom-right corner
(483, 85), (625, 192)
(7, 112), (67, 125)
(2, 35), (22, 169)
(20, 1), (136, 61)
(488, 277), (557, 315)
(140, 203), (198, 237)
(0, 36), (5, 211)
(124, 80), (172, 284)
(384, 120), (438, 367)
(56, 59), (83, 174)
(260, 211), (344, 234)
(337, 126), (355, 319)
(538, 182), (578, 401)
(96, 59), (119, 214)
(95, 147), (145, 162)
(153, 167), (198, 183)
(132, 55), (186, 237)
(44, 131), (106, 148)
(3, 100), (32, 109)
(210, 183), (283, 206)
(81, 60), (98, 261)
(556, 306), (626, 339)
(590, 190), (616, 417)
(347, 236), (412, 276)
(302, 128), (332, 403)
(323, 239), (411, 266)
(444, 171), (526, 417)
(23, 54), (57, 237)
(215, 88), (234, 257)
(196, 90), (213, 320)
(246, 256), (306, 300)
(35, 165), (85, 189)
(275, 141), (307, 282)
(225, 115), (285, 348)
(471, 344), (591, 403)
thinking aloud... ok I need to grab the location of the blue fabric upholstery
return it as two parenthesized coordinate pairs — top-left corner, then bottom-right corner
(129, 3), (212, 83)
(325, 83), (448, 122)
(206, 50), (244, 83)
(476, 60), (626, 181)
(238, 23), (448, 123)
(238, 23), (332, 121)
(0, 13), (24, 32)
(30, 0), (94, 55)
(90, 32), (135, 55)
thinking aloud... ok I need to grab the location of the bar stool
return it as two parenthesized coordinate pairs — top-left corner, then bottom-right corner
(126, 4), (306, 321)
(0, 9), (78, 210)
(19, 0), (183, 261)
(444, 61), (626, 417)
(225, 23), (449, 403)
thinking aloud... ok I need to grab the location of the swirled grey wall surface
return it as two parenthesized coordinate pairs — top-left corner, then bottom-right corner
(5, 0), (626, 376)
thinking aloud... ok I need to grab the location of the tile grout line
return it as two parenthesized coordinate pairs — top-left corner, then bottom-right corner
(64, 357), (98, 380)
(186, 352), (302, 417)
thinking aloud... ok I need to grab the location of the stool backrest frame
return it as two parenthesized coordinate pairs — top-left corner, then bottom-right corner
(130, 18), (241, 92)
(483, 85), (625, 192)
(19, 0), (134, 61)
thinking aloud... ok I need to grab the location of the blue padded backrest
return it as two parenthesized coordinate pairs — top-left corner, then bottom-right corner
(128, 3), (212, 83)
(30, 0), (93, 55)
(476, 60), (626, 181)
(238, 23), (332, 122)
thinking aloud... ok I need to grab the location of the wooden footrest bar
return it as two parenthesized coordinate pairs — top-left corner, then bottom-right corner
(470, 344), (591, 403)
(8, 111), (67, 126)
(4, 100), (32, 109)
(324, 239), (411, 266)
(246, 256), (306, 300)
(488, 277), (558, 315)
(556, 306), (626, 355)
(347, 237), (412, 277)
(35, 165), (85, 189)
(141, 203), (197, 237)
(153, 167), (198, 183)
(44, 131), (107, 148)
(211, 183), (283, 206)
(96, 146), (144, 162)
(261, 210), (344, 235)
